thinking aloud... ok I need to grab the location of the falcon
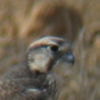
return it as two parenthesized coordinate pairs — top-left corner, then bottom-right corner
(0, 36), (75, 100)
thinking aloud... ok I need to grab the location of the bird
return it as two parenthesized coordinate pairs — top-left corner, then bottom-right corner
(0, 36), (75, 100)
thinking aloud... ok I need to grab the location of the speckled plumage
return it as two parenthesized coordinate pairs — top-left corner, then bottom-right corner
(0, 36), (75, 100)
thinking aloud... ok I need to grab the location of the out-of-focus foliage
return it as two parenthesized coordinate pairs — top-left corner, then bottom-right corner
(0, 0), (100, 100)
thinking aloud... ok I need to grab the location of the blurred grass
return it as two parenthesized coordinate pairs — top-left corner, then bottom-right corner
(0, 0), (100, 100)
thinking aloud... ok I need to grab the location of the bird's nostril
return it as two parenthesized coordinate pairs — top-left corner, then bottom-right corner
(66, 51), (72, 55)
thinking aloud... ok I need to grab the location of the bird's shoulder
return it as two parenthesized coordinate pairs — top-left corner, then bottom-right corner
(0, 60), (31, 80)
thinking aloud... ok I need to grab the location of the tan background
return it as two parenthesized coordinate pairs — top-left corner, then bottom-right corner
(0, 0), (100, 100)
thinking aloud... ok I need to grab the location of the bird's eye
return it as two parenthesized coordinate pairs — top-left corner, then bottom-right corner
(49, 45), (59, 52)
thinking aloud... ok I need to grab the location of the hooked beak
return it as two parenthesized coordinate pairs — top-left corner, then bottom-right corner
(63, 53), (75, 65)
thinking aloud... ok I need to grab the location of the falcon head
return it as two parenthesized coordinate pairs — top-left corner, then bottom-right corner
(26, 36), (75, 74)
